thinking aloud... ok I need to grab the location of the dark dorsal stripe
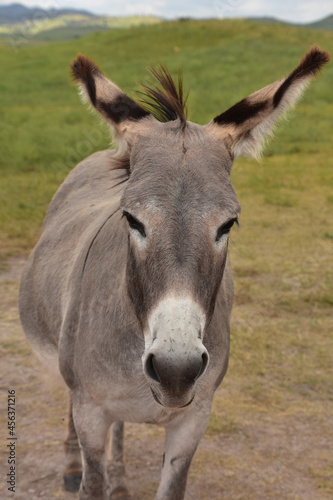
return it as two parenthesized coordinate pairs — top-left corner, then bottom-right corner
(97, 96), (150, 124)
(274, 46), (331, 108)
(213, 98), (269, 126)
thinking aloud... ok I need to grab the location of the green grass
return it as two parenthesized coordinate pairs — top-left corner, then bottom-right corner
(1, 19), (333, 394)
(0, 19), (332, 259)
(0, 19), (332, 497)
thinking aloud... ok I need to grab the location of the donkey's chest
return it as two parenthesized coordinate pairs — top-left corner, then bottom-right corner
(78, 364), (185, 425)
(105, 388), (188, 425)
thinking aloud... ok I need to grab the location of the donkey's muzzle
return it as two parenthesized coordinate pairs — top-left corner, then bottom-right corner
(143, 346), (209, 408)
(145, 351), (208, 387)
(143, 297), (210, 407)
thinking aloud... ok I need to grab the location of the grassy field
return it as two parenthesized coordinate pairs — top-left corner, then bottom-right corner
(0, 18), (332, 498)
(0, 19), (332, 257)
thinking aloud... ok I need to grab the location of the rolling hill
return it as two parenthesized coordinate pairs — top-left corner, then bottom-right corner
(307, 14), (333, 30)
(251, 14), (333, 30)
(0, 3), (161, 43)
(0, 2), (94, 24)
(0, 4), (332, 46)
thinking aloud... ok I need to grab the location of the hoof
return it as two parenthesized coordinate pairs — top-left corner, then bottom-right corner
(63, 471), (82, 493)
(110, 485), (131, 499)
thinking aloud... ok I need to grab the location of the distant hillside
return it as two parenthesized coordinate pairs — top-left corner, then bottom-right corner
(307, 14), (333, 30)
(0, 3), (161, 44)
(250, 16), (283, 24)
(0, 3), (332, 46)
(0, 3), (94, 24)
(250, 14), (333, 31)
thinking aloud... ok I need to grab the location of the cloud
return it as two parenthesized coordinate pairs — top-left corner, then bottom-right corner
(291, 0), (333, 22)
(124, 1), (166, 16)
(213, 0), (269, 18)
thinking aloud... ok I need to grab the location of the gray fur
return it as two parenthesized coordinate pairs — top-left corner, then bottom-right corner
(19, 48), (329, 499)
(19, 126), (236, 499)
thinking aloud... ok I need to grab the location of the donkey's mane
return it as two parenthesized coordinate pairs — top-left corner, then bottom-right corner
(137, 65), (188, 126)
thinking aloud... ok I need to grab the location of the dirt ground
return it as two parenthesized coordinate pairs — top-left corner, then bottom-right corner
(1, 258), (332, 500)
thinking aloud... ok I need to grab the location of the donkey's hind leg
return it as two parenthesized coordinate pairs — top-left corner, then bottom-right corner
(63, 391), (82, 493)
(107, 421), (131, 499)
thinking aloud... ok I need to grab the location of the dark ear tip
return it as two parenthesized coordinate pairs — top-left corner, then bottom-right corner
(302, 46), (331, 71)
(309, 45), (330, 60)
(70, 53), (101, 83)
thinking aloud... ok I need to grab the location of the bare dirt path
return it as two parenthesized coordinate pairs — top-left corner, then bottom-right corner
(1, 259), (332, 499)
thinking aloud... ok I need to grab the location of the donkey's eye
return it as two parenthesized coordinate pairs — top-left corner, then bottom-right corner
(215, 218), (238, 242)
(123, 211), (146, 237)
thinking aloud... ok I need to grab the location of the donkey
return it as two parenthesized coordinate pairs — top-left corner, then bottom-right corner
(19, 47), (329, 500)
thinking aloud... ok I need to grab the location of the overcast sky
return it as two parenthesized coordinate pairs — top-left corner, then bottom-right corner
(1, 0), (332, 23)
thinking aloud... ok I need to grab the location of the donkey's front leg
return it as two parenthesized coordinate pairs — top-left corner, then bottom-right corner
(107, 421), (131, 499)
(155, 402), (212, 500)
(72, 398), (111, 500)
(63, 391), (82, 492)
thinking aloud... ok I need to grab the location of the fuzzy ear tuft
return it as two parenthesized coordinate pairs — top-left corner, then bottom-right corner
(208, 46), (330, 160)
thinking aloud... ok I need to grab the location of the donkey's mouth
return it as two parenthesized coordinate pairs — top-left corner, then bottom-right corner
(150, 387), (165, 406)
(149, 386), (194, 409)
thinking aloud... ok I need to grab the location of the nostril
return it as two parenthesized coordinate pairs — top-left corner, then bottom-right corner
(195, 352), (209, 381)
(145, 353), (161, 384)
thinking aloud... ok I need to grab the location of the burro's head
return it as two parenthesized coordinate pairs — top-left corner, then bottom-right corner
(71, 47), (329, 407)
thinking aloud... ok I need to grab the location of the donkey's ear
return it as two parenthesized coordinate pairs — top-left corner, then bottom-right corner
(207, 47), (330, 160)
(71, 54), (155, 151)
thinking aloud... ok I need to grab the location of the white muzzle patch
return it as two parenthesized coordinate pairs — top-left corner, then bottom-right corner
(142, 296), (209, 407)
(144, 296), (206, 353)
